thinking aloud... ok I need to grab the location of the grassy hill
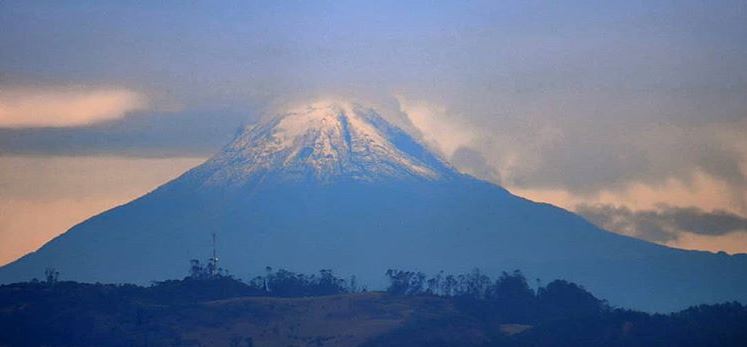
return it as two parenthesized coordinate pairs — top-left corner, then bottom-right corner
(151, 293), (430, 347)
(0, 283), (477, 347)
(1, 269), (747, 346)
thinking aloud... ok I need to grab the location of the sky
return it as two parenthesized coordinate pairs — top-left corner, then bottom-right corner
(1, 0), (747, 265)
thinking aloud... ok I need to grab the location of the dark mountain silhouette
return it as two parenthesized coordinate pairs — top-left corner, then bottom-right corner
(1, 101), (745, 312)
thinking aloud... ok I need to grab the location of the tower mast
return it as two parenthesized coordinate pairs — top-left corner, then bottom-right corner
(210, 231), (218, 277)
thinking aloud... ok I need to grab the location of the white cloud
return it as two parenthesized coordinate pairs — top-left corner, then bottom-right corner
(396, 96), (475, 158)
(0, 86), (148, 128)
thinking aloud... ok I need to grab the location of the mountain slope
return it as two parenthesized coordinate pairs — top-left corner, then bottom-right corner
(1, 101), (746, 312)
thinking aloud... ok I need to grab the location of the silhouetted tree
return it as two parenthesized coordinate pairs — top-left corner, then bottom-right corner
(442, 275), (457, 296)
(455, 268), (491, 298)
(537, 279), (607, 319)
(385, 269), (426, 295)
(188, 258), (228, 280)
(488, 271), (534, 300)
(44, 267), (59, 285)
(487, 270), (536, 321)
(248, 268), (348, 297)
(348, 275), (359, 293)
(189, 259), (207, 279)
(426, 271), (443, 295)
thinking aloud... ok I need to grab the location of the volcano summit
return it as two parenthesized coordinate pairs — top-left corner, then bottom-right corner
(193, 101), (453, 186)
(1, 101), (746, 312)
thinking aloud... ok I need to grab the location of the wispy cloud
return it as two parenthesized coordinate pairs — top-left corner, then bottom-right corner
(0, 87), (147, 128)
(396, 97), (475, 158)
(575, 203), (747, 243)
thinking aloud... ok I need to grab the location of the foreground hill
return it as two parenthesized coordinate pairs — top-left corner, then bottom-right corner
(1, 101), (746, 312)
(1, 274), (746, 347)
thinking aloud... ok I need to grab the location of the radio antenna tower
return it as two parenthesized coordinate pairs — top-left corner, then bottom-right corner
(209, 231), (219, 277)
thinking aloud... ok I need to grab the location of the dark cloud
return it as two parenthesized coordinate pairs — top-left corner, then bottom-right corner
(575, 204), (747, 242)
(0, 108), (251, 157)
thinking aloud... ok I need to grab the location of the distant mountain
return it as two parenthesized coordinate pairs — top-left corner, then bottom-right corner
(1, 101), (745, 312)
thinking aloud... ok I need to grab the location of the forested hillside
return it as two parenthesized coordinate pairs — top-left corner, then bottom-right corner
(1, 266), (746, 346)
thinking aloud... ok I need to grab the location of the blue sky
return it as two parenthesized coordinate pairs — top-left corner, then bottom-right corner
(1, 0), (747, 263)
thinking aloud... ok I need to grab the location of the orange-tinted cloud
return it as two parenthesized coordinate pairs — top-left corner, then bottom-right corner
(665, 232), (747, 255)
(0, 87), (147, 128)
(506, 171), (747, 254)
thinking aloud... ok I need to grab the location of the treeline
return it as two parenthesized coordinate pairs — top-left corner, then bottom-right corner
(1, 264), (747, 346)
(149, 261), (355, 303)
(0, 264), (358, 346)
(377, 269), (747, 346)
(385, 269), (605, 322)
(13, 260), (357, 305)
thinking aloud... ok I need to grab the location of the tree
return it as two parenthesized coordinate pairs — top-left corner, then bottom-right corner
(537, 279), (607, 319)
(457, 268), (491, 299)
(385, 269), (426, 296)
(44, 268), (59, 285)
(189, 259), (207, 279)
(488, 270), (536, 321)
(348, 275), (359, 293)
(489, 270), (534, 302)
(188, 258), (228, 280)
(426, 271), (444, 295)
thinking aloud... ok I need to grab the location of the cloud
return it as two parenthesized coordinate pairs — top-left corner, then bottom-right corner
(0, 107), (250, 157)
(664, 232), (747, 255)
(450, 146), (500, 183)
(575, 203), (747, 243)
(396, 97), (475, 158)
(0, 87), (147, 128)
(410, 94), (747, 211)
(509, 170), (746, 219)
(454, 95), (747, 195)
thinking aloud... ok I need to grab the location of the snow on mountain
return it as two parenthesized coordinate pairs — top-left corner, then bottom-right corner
(194, 101), (454, 187)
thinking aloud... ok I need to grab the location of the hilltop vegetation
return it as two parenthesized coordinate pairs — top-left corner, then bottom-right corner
(1, 265), (746, 346)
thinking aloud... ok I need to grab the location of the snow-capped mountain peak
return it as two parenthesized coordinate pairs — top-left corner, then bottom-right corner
(194, 101), (454, 186)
